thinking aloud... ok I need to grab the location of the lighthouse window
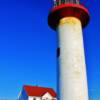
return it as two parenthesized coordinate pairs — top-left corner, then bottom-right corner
(61, 0), (65, 4)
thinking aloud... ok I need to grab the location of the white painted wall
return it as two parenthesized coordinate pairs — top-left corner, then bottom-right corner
(28, 92), (56, 100)
(42, 92), (54, 100)
(28, 96), (41, 100)
(58, 17), (88, 100)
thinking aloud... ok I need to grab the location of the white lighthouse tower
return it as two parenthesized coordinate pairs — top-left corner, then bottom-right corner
(48, 0), (90, 100)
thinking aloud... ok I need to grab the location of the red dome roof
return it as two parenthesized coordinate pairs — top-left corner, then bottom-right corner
(48, 3), (90, 30)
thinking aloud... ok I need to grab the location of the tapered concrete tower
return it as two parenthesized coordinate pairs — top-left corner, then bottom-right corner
(48, 0), (90, 100)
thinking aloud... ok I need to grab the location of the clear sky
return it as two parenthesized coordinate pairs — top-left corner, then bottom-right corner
(0, 0), (99, 100)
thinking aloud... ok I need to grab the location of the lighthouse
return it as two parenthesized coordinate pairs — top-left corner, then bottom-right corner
(48, 0), (90, 100)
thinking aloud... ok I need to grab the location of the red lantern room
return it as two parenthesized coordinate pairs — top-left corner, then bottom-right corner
(48, 0), (90, 30)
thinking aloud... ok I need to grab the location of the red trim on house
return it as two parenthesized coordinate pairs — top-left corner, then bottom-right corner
(48, 3), (90, 30)
(23, 85), (57, 97)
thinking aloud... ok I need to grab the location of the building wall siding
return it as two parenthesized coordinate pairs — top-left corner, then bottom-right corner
(18, 89), (28, 100)
(29, 96), (41, 100)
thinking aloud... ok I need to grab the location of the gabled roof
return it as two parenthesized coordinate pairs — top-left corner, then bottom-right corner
(23, 85), (57, 97)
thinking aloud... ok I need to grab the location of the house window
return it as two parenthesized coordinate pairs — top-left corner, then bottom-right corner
(33, 98), (36, 100)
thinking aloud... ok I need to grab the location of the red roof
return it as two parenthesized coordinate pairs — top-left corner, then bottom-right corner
(23, 85), (57, 97)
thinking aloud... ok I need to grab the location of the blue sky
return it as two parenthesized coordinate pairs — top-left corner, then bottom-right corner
(0, 0), (99, 100)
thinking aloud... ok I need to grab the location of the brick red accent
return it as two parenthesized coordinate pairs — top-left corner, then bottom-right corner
(48, 4), (90, 30)
(24, 85), (57, 97)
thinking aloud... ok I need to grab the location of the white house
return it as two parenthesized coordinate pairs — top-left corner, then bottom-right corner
(18, 85), (57, 100)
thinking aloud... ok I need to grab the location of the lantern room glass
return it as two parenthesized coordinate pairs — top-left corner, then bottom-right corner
(54, 0), (79, 7)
